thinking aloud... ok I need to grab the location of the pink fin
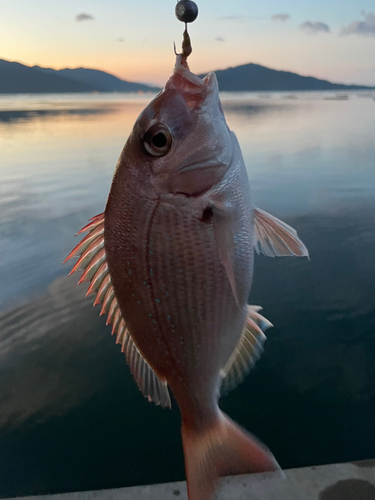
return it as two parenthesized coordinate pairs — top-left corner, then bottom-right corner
(77, 248), (106, 284)
(64, 213), (171, 408)
(63, 225), (104, 264)
(182, 411), (280, 500)
(100, 286), (115, 316)
(86, 262), (108, 297)
(116, 319), (126, 344)
(76, 213), (105, 235)
(254, 208), (309, 258)
(106, 296), (118, 325)
(94, 273), (111, 305)
(68, 236), (104, 276)
(221, 306), (272, 394)
(112, 308), (122, 335)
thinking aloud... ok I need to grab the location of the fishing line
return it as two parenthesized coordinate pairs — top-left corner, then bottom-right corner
(174, 0), (198, 59)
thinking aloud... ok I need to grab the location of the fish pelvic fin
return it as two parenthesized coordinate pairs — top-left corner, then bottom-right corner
(254, 207), (309, 258)
(182, 411), (280, 500)
(220, 306), (272, 395)
(64, 213), (171, 409)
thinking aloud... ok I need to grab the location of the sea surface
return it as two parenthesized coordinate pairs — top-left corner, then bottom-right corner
(0, 90), (374, 497)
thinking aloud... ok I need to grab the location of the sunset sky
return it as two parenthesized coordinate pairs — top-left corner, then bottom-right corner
(1, 0), (374, 86)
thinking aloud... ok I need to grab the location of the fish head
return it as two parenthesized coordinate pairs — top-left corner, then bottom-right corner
(124, 55), (233, 197)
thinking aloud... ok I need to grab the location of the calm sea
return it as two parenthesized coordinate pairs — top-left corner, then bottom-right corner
(0, 91), (374, 497)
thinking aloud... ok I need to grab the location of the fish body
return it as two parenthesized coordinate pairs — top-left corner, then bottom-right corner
(65, 55), (308, 500)
(105, 110), (253, 418)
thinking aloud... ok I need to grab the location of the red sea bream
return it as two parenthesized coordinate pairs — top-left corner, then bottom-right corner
(65, 55), (308, 500)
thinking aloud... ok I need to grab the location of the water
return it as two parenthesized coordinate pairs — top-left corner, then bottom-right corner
(0, 91), (374, 498)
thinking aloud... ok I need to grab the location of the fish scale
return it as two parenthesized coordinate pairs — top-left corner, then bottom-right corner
(149, 202), (235, 387)
(105, 193), (171, 368)
(107, 188), (233, 401)
(65, 54), (309, 500)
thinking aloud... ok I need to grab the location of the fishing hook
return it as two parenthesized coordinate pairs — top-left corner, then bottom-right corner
(174, 0), (198, 59)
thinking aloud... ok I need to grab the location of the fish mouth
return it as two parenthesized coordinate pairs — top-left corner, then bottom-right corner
(166, 55), (218, 110)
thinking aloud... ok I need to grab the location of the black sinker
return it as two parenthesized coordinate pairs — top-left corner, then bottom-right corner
(175, 0), (198, 24)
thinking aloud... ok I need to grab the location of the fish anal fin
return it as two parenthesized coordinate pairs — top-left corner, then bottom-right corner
(64, 213), (171, 409)
(254, 207), (309, 258)
(220, 306), (273, 394)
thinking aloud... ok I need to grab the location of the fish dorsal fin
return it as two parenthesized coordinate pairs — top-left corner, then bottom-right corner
(120, 327), (171, 408)
(220, 306), (273, 395)
(64, 213), (171, 409)
(254, 207), (309, 258)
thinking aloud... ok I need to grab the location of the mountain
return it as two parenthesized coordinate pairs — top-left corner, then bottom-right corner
(0, 59), (160, 94)
(0, 59), (94, 94)
(199, 63), (374, 91)
(1, 57), (373, 94)
(33, 66), (160, 93)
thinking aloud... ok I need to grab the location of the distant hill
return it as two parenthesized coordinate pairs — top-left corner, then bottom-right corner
(1, 57), (373, 94)
(33, 66), (160, 93)
(0, 59), (94, 94)
(0, 59), (160, 94)
(199, 63), (374, 91)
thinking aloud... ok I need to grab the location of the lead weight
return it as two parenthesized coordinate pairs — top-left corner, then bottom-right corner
(175, 0), (198, 23)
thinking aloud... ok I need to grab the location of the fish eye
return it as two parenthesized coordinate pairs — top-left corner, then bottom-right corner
(143, 124), (172, 157)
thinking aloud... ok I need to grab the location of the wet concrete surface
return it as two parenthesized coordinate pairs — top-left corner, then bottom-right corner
(7, 460), (375, 500)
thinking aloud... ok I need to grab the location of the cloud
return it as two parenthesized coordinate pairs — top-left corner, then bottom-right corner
(115, 37), (125, 43)
(215, 36), (225, 42)
(341, 11), (375, 36)
(271, 13), (290, 22)
(300, 21), (330, 35)
(75, 13), (94, 22)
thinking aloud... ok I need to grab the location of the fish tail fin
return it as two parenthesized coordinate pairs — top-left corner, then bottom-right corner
(181, 411), (280, 500)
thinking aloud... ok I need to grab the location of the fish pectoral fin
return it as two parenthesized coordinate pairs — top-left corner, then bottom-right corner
(212, 203), (239, 306)
(220, 306), (273, 394)
(64, 213), (171, 409)
(254, 207), (309, 258)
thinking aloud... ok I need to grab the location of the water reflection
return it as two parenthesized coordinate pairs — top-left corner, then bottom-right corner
(0, 107), (116, 124)
(0, 274), (142, 424)
(0, 93), (374, 498)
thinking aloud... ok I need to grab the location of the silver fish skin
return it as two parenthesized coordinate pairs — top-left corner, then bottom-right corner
(66, 55), (308, 500)
(106, 65), (250, 378)
(104, 55), (277, 499)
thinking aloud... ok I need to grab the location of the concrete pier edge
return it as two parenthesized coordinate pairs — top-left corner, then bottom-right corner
(7, 460), (375, 500)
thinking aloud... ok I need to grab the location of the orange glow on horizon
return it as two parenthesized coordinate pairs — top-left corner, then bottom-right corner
(1, 10), (375, 88)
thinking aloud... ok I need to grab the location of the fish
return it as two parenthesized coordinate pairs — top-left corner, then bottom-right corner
(65, 54), (309, 500)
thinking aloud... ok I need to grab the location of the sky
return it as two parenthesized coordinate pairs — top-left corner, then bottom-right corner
(0, 0), (375, 86)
